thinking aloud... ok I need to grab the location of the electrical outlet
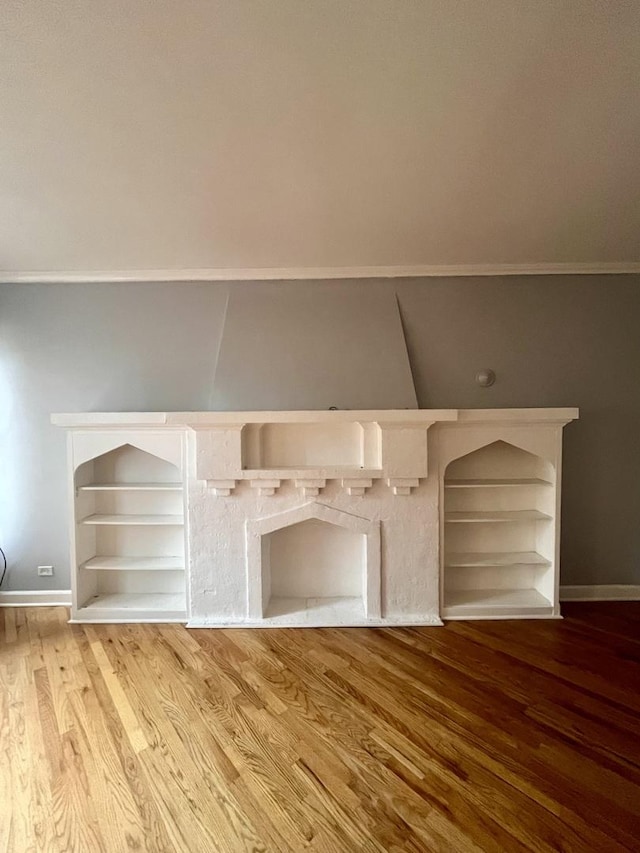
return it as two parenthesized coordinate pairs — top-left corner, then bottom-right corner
(37, 565), (54, 577)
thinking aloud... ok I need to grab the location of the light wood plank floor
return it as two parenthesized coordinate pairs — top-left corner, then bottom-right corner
(1, 603), (639, 852)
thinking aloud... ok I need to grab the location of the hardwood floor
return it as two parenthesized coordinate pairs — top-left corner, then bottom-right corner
(1, 604), (639, 852)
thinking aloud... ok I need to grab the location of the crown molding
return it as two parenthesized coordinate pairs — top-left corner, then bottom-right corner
(1, 262), (640, 284)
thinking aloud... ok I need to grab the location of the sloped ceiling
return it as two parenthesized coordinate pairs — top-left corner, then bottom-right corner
(1, 0), (639, 277)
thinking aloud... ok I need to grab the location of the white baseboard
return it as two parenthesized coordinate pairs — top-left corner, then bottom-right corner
(0, 590), (72, 607)
(0, 586), (636, 609)
(560, 584), (640, 602)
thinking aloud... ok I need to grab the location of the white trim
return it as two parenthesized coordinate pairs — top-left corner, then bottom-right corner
(560, 584), (640, 602)
(51, 408), (574, 428)
(2, 586), (636, 609)
(0, 590), (72, 607)
(186, 615), (444, 628)
(2, 262), (640, 284)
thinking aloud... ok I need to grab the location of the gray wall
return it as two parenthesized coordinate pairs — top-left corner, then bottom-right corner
(212, 284), (418, 410)
(0, 283), (229, 591)
(396, 276), (640, 586)
(1, 276), (639, 590)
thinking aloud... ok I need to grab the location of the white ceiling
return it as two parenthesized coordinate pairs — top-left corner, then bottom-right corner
(1, 0), (639, 278)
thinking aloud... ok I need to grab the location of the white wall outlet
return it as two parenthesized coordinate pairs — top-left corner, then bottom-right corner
(37, 565), (54, 577)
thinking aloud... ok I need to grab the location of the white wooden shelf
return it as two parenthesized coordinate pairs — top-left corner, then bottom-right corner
(445, 478), (551, 488)
(78, 482), (183, 491)
(445, 510), (551, 523)
(443, 588), (553, 619)
(75, 592), (186, 623)
(81, 556), (184, 571)
(81, 592), (185, 610)
(445, 551), (551, 568)
(81, 514), (184, 526)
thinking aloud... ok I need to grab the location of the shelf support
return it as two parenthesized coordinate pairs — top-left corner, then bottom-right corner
(294, 478), (326, 497)
(387, 477), (420, 495)
(341, 478), (373, 496)
(206, 479), (237, 496)
(249, 479), (281, 497)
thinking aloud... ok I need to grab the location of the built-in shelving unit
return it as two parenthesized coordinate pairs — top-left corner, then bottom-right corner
(442, 440), (556, 620)
(72, 442), (186, 622)
(54, 408), (577, 626)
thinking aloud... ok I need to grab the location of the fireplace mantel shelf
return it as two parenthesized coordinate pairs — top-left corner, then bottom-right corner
(52, 408), (578, 429)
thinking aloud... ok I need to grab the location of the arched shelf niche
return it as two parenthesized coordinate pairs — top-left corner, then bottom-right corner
(443, 440), (556, 619)
(72, 444), (186, 622)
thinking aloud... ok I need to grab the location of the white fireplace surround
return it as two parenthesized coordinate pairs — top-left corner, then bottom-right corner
(52, 408), (578, 626)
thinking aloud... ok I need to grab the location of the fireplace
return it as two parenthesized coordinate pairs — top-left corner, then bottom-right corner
(52, 408), (577, 625)
(246, 501), (380, 624)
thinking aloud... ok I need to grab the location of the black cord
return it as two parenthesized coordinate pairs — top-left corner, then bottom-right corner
(0, 547), (6, 588)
